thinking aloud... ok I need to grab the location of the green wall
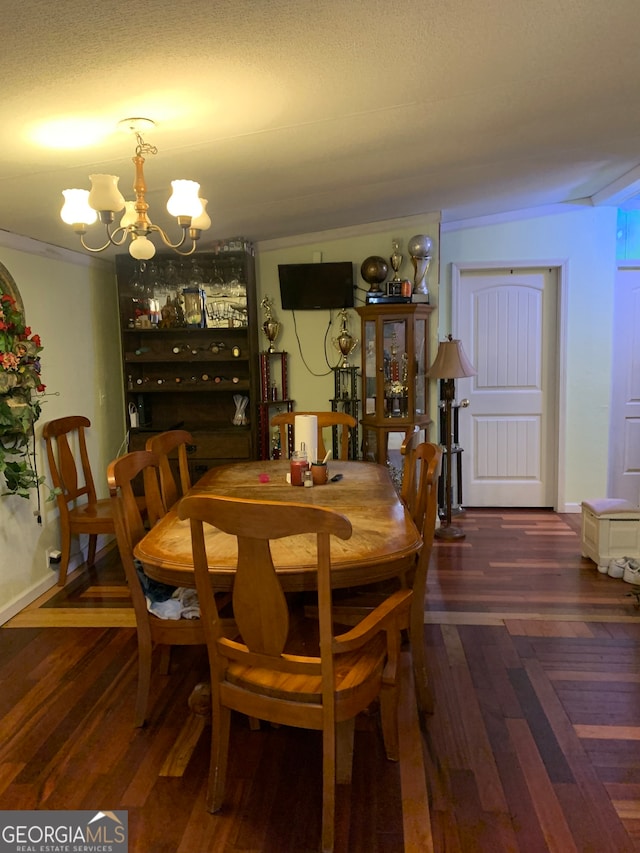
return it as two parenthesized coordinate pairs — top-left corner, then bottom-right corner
(0, 240), (123, 621)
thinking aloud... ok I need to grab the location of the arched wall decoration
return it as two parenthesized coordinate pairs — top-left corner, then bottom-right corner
(0, 259), (45, 498)
(0, 260), (24, 314)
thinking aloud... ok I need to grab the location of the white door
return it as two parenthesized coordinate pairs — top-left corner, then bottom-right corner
(453, 267), (558, 507)
(608, 267), (640, 502)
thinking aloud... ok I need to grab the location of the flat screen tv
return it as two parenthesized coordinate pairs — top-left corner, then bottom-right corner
(278, 261), (354, 310)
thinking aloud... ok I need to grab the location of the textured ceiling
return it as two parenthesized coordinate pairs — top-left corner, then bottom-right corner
(3, 0), (640, 254)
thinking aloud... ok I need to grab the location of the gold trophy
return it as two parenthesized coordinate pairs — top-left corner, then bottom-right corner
(261, 296), (280, 353)
(388, 238), (403, 296)
(333, 309), (359, 367)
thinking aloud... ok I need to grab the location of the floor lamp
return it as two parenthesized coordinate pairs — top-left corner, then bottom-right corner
(428, 335), (477, 540)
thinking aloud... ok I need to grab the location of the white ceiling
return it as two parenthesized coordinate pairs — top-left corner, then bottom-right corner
(4, 0), (640, 255)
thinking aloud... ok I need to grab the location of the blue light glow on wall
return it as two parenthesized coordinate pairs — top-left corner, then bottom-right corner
(616, 209), (640, 259)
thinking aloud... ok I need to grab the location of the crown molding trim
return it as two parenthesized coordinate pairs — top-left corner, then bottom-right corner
(0, 230), (114, 269)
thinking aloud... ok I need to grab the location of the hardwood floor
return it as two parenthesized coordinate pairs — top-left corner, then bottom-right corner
(2, 509), (640, 851)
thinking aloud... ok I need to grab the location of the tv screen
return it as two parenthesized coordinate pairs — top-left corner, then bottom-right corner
(278, 262), (354, 310)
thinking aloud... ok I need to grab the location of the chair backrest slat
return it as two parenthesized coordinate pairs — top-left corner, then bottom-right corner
(145, 429), (193, 521)
(43, 415), (96, 506)
(270, 411), (356, 461)
(107, 450), (161, 626)
(179, 495), (352, 684)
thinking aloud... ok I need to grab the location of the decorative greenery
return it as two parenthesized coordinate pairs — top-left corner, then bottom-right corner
(0, 292), (45, 497)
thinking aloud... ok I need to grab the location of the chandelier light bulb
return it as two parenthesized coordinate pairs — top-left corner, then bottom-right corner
(167, 180), (202, 219)
(129, 235), (156, 260)
(60, 189), (98, 226)
(88, 174), (125, 212)
(190, 198), (211, 231)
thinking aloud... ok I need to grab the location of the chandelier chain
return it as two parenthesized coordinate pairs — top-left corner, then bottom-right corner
(134, 133), (158, 157)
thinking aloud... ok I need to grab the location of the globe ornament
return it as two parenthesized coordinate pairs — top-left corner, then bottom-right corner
(360, 256), (389, 293)
(408, 234), (433, 297)
(407, 234), (432, 258)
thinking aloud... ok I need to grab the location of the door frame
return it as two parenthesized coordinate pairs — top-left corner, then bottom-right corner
(608, 263), (640, 500)
(450, 260), (568, 512)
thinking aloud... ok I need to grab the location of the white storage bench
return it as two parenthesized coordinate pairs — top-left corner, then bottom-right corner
(581, 498), (640, 572)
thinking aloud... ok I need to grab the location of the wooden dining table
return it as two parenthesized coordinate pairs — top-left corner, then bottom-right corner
(135, 459), (422, 592)
(135, 457), (429, 717)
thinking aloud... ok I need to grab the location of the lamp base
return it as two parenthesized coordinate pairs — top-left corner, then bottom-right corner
(435, 524), (466, 541)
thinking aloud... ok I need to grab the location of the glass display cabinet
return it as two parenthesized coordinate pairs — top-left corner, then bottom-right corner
(356, 303), (434, 465)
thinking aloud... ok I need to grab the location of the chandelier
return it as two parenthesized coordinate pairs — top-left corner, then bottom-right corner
(60, 118), (211, 260)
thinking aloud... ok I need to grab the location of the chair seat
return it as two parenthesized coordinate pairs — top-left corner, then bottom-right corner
(225, 633), (387, 703)
(68, 497), (116, 530)
(68, 495), (146, 530)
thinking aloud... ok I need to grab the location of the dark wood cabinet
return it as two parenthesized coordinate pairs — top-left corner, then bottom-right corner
(115, 248), (259, 480)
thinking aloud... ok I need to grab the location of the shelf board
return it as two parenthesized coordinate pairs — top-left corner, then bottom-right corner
(127, 381), (250, 393)
(122, 326), (248, 334)
(125, 355), (249, 364)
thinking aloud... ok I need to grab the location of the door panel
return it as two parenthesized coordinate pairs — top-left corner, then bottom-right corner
(608, 268), (640, 502)
(454, 268), (557, 507)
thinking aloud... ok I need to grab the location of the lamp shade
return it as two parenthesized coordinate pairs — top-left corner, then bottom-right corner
(167, 180), (202, 218)
(60, 189), (98, 226)
(190, 198), (211, 231)
(428, 337), (476, 379)
(129, 235), (156, 260)
(88, 174), (125, 212)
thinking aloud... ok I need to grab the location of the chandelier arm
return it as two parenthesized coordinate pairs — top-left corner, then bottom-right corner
(105, 224), (131, 246)
(148, 223), (187, 250)
(148, 223), (200, 253)
(172, 241), (199, 256)
(78, 235), (116, 254)
(77, 224), (130, 253)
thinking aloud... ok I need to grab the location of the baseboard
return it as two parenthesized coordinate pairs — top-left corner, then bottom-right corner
(0, 535), (115, 627)
(560, 502), (581, 514)
(0, 552), (85, 627)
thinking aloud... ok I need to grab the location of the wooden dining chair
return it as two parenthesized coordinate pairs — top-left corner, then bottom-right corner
(333, 441), (442, 718)
(178, 493), (411, 853)
(270, 410), (357, 461)
(144, 429), (193, 523)
(43, 415), (120, 587)
(400, 425), (422, 517)
(400, 441), (442, 714)
(107, 450), (205, 727)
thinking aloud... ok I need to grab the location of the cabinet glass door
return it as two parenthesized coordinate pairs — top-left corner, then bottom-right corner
(364, 319), (377, 415)
(382, 318), (408, 419)
(415, 317), (427, 416)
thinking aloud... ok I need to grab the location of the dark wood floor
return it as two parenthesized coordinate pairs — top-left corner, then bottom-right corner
(2, 509), (640, 851)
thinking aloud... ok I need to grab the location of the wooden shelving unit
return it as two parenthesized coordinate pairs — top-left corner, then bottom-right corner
(115, 247), (259, 481)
